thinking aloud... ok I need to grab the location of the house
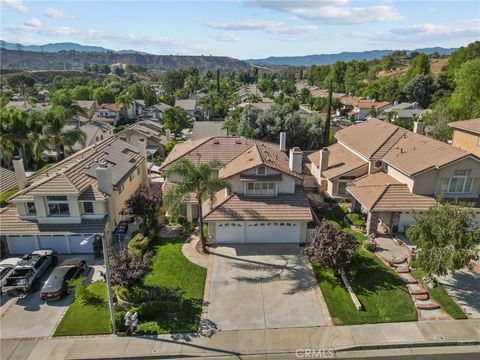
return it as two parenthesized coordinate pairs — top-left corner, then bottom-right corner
(449, 119), (480, 157)
(192, 121), (227, 140)
(0, 137), (149, 255)
(71, 121), (114, 151)
(347, 100), (391, 121)
(92, 103), (127, 126)
(5, 101), (51, 113)
(338, 95), (364, 116)
(141, 103), (172, 123)
(129, 99), (145, 119)
(310, 87), (345, 99)
(159, 135), (313, 244)
(0, 167), (17, 194)
(380, 102), (431, 122)
(237, 84), (259, 102)
(117, 120), (168, 157)
(307, 118), (480, 234)
(175, 99), (203, 121)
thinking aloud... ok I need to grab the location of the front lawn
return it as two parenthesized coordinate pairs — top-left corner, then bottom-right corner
(411, 268), (467, 319)
(136, 237), (207, 334)
(54, 281), (111, 336)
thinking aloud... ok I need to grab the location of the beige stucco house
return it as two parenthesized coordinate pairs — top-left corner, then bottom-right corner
(117, 120), (168, 158)
(0, 137), (149, 255)
(159, 135), (313, 244)
(308, 118), (480, 235)
(449, 119), (480, 157)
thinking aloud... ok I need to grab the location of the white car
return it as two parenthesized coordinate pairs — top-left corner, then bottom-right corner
(0, 258), (22, 289)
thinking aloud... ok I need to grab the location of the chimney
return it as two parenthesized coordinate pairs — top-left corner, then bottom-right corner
(165, 129), (171, 141)
(319, 147), (330, 175)
(138, 138), (147, 158)
(289, 147), (303, 173)
(413, 121), (425, 135)
(279, 132), (286, 152)
(12, 156), (27, 189)
(96, 161), (113, 195)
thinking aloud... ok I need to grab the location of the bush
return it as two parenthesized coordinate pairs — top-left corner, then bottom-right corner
(128, 234), (150, 256)
(92, 235), (103, 258)
(363, 239), (375, 252)
(346, 213), (366, 227)
(182, 222), (195, 236)
(327, 220), (342, 231)
(116, 286), (149, 304)
(68, 276), (102, 305)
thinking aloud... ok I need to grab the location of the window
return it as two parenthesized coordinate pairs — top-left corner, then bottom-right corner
(47, 196), (70, 216)
(440, 169), (473, 193)
(256, 166), (266, 175)
(26, 202), (36, 215)
(477, 136), (480, 147)
(246, 182), (275, 195)
(83, 202), (94, 214)
(118, 184), (124, 194)
(136, 168), (140, 175)
(129, 173), (134, 182)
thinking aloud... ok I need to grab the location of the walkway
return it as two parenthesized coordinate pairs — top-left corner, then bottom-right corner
(2, 320), (479, 359)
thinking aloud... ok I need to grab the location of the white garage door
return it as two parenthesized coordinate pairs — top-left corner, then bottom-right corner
(399, 213), (415, 232)
(245, 221), (300, 243)
(7, 235), (38, 255)
(39, 235), (69, 254)
(215, 222), (244, 243)
(69, 234), (94, 254)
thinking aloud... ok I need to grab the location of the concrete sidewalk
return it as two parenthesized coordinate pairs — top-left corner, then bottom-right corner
(2, 320), (479, 359)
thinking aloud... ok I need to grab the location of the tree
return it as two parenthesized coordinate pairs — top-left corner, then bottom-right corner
(115, 91), (133, 110)
(109, 248), (152, 288)
(406, 202), (480, 277)
(143, 87), (158, 107)
(164, 159), (231, 252)
(71, 85), (91, 100)
(124, 190), (163, 237)
(448, 59), (480, 120)
(304, 219), (358, 274)
(405, 53), (430, 83)
(403, 74), (437, 108)
(422, 107), (453, 142)
(163, 107), (190, 137)
(92, 86), (115, 104)
(7, 73), (35, 99)
(51, 89), (85, 119)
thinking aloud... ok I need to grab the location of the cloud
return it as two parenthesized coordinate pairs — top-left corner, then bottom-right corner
(5, 24), (74, 36)
(246, 0), (402, 24)
(206, 19), (317, 34)
(24, 18), (42, 28)
(0, 0), (28, 13)
(212, 33), (240, 42)
(352, 20), (480, 43)
(44, 8), (70, 19)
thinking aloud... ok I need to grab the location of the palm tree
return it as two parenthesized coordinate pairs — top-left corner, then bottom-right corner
(32, 109), (86, 162)
(164, 159), (231, 252)
(1, 107), (31, 166)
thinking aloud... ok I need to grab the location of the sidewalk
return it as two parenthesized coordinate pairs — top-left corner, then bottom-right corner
(2, 319), (479, 359)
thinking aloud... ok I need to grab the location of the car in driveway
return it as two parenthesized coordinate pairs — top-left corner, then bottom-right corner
(0, 257), (22, 289)
(40, 258), (87, 301)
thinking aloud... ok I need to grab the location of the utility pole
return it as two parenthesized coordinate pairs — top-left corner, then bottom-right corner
(97, 234), (116, 334)
(323, 79), (333, 147)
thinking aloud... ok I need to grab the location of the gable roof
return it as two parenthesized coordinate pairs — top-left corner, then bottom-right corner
(144, 103), (172, 112)
(97, 103), (124, 112)
(192, 121), (227, 140)
(449, 119), (480, 135)
(175, 99), (197, 111)
(354, 101), (391, 109)
(0, 167), (17, 193)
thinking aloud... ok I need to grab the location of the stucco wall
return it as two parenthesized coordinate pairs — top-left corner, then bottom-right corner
(226, 166), (297, 195)
(452, 130), (480, 156)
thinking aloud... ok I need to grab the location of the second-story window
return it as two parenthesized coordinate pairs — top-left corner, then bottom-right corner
(247, 182), (275, 195)
(47, 196), (70, 216)
(257, 166), (266, 175)
(26, 202), (36, 215)
(83, 202), (94, 214)
(441, 169), (473, 193)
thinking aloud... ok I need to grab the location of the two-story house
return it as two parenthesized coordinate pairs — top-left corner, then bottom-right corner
(92, 103), (127, 126)
(159, 135), (313, 244)
(117, 120), (168, 157)
(0, 137), (149, 255)
(308, 118), (480, 234)
(347, 100), (391, 121)
(174, 99), (204, 121)
(449, 119), (480, 157)
(141, 103), (172, 123)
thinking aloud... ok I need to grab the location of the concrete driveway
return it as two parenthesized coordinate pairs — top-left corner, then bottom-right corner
(207, 244), (326, 331)
(438, 267), (480, 319)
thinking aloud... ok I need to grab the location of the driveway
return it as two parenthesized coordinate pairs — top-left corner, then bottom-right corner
(207, 244), (326, 331)
(438, 267), (480, 319)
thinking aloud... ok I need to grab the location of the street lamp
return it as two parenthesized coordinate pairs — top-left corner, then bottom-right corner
(95, 234), (116, 334)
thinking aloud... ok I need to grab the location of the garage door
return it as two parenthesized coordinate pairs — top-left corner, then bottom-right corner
(69, 234), (94, 254)
(245, 221), (300, 243)
(7, 235), (38, 255)
(215, 222), (244, 243)
(39, 235), (69, 254)
(399, 213), (415, 232)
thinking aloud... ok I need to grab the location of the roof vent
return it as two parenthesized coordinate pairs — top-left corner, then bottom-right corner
(235, 140), (242, 144)
(213, 140), (220, 144)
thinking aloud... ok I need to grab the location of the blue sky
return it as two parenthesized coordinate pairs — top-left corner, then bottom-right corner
(1, 1), (479, 59)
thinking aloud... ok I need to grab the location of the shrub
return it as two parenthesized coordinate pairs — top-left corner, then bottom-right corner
(362, 239), (375, 252)
(116, 286), (149, 304)
(109, 248), (152, 288)
(128, 234), (150, 256)
(182, 222), (195, 236)
(346, 213), (366, 227)
(327, 220), (342, 231)
(92, 235), (103, 258)
(68, 277), (102, 305)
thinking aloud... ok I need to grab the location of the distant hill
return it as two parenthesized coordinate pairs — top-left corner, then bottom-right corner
(0, 48), (251, 72)
(246, 47), (457, 66)
(0, 40), (116, 53)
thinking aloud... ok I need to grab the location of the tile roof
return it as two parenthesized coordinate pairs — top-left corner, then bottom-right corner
(307, 143), (368, 180)
(144, 103), (172, 112)
(98, 103), (124, 112)
(340, 95), (364, 106)
(162, 179), (197, 203)
(119, 121), (167, 145)
(203, 187), (313, 222)
(449, 119), (480, 135)
(192, 121), (228, 140)
(175, 99), (197, 111)
(0, 167), (17, 193)
(354, 101), (391, 109)
(347, 172), (436, 212)
(0, 206), (107, 235)
(8, 137), (143, 202)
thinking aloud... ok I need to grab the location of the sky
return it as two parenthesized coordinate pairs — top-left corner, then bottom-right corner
(1, 0), (479, 59)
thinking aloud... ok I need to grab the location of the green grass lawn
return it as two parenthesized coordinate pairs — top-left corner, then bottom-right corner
(138, 237), (207, 334)
(54, 281), (111, 336)
(410, 269), (467, 319)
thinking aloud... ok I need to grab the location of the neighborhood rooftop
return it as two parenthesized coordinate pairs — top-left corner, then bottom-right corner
(448, 119), (480, 135)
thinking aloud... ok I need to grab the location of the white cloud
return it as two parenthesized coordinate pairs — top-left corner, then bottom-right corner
(0, 0), (28, 13)
(5, 24), (74, 36)
(246, 0), (402, 24)
(206, 19), (317, 34)
(44, 8), (70, 19)
(212, 33), (240, 42)
(24, 18), (42, 28)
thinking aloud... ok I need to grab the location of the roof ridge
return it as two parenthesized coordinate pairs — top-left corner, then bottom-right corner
(202, 191), (235, 218)
(369, 184), (390, 210)
(160, 136), (214, 169)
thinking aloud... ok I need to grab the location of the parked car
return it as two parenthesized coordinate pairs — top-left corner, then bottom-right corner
(40, 258), (87, 301)
(0, 257), (22, 289)
(1, 249), (58, 296)
(332, 116), (347, 122)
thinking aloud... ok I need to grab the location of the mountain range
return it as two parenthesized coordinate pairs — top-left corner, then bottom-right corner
(0, 40), (147, 54)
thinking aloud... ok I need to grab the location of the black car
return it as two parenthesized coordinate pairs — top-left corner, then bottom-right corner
(39, 258), (87, 301)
